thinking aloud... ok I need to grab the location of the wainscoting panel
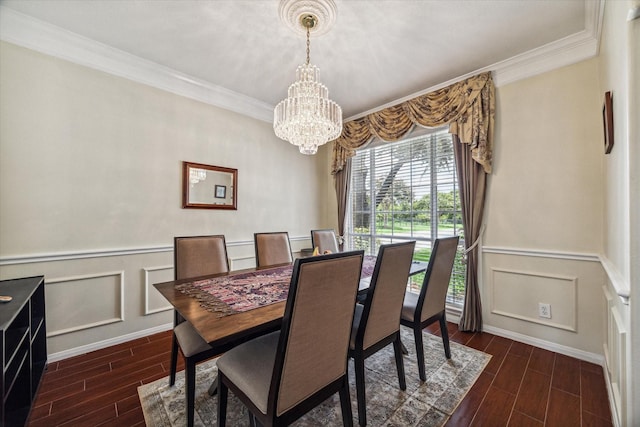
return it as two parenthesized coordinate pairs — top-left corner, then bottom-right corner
(143, 265), (174, 315)
(229, 255), (256, 271)
(45, 271), (125, 337)
(491, 268), (577, 331)
(603, 285), (627, 426)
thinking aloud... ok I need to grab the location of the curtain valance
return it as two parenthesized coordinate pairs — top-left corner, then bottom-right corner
(331, 71), (495, 174)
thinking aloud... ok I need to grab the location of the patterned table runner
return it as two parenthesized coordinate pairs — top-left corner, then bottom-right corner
(176, 255), (377, 317)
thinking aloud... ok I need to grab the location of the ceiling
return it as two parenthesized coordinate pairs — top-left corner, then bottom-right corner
(0, 0), (600, 121)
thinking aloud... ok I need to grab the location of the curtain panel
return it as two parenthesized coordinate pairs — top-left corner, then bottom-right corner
(330, 71), (495, 175)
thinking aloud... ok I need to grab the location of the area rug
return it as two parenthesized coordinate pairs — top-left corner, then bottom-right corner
(138, 328), (490, 426)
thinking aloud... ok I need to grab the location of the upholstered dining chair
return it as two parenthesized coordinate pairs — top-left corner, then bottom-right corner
(254, 231), (293, 267)
(216, 250), (365, 427)
(311, 228), (340, 254)
(400, 236), (460, 381)
(349, 241), (415, 426)
(170, 235), (230, 427)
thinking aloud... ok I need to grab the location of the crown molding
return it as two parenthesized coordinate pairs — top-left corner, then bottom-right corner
(346, 0), (604, 121)
(0, 6), (274, 122)
(1, 1), (603, 123)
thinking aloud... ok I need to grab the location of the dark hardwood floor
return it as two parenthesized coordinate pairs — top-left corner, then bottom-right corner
(26, 322), (613, 426)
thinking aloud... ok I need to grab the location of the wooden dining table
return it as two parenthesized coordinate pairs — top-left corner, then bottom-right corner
(153, 256), (428, 398)
(153, 258), (428, 350)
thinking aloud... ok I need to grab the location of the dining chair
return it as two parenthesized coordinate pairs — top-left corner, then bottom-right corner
(216, 250), (365, 427)
(170, 235), (230, 427)
(349, 241), (415, 426)
(311, 228), (340, 253)
(254, 231), (293, 267)
(400, 236), (460, 381)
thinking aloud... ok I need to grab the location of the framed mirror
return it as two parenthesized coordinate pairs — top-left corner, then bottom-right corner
(183, 161), (237, 210)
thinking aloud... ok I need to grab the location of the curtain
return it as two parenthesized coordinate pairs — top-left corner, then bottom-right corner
(453, 135), (487, 331)
(333, 158), (351, 251)
(331, 71), (495, 331)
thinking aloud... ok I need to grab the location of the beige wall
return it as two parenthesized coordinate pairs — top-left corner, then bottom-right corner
(482, 58), (606, 355)
(597, 0), (638, 425)
(0, 41), (335, 355)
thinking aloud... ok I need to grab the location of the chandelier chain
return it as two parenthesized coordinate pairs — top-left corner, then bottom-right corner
(306, 25), (310, 65)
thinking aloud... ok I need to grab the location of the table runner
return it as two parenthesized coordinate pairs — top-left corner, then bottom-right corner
(176, 255), (377, 317)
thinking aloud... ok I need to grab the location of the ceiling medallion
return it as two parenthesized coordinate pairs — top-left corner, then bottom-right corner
(278, 0), (337, 36)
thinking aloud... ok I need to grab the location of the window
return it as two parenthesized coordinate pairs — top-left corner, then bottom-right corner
(347, 128), (466, 306)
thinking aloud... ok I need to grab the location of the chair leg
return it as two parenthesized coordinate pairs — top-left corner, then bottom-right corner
(217, 374), (228, 427)
(354, 355), (367, 426)
(439, 316), (451, 359)
(208, 375), (218, 396)
(393, 335), (406, 391)
(170, 310), (183, 387)
(185, 358), (196, 427)
(413, 326), (426, 381)
(339, 376), (354, 427)
(169, 332), (179, 386)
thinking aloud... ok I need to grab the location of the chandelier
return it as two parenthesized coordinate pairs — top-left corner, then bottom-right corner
(273, 11), (342, 155)
(189, 168), (207, 186)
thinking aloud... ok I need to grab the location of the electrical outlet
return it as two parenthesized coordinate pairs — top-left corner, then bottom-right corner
(538, 303), (551, 319)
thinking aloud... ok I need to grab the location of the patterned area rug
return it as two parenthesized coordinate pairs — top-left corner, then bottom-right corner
(138, 328), (490, 426)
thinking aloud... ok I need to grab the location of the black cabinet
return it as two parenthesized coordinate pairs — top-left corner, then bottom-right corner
(1, 276), (47, 427)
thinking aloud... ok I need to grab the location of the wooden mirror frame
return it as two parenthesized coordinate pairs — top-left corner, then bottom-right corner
(182, 161), (238, 210)
(602, 91), (614, 154)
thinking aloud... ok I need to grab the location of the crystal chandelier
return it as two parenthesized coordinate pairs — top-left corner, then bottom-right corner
(189, 168), (207, 186)
(273, 13), (342, 155)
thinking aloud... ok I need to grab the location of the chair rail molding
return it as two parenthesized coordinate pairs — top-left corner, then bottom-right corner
(0, 235), (313, 266)
(599, 255), (630, 304)
(481, 245), (601, 262)
(0, 245), (174, 265)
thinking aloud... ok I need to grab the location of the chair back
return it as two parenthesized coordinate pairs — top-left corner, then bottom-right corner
(417, 236), (460, 322)
(254, 232), (293, 267)
(357, 241), (416, 350)
(269, 251), (364, 416)
(174, 235), (229, 280)
(310, 229), (339, 254)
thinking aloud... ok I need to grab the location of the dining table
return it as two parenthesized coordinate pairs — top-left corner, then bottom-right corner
(153, 255), (428, 395)
(154, 256), (427, 346)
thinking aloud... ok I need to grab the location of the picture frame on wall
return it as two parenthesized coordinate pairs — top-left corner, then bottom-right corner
(603, 91), (614, 154)
(215, 185), (227, 199)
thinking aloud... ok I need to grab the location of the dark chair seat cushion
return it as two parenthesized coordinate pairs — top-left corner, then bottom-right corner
(174, 322), (212, 358)
(401, 291), (419, 323)
(217, 331), (279, 414)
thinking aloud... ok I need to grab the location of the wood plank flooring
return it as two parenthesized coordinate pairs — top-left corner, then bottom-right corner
(26, 323), (613, 426)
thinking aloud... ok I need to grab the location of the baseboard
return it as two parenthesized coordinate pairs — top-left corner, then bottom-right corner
(47, 313), (604, 369)
(482, 324), (604, 365)
(444, 307), (604, 365)
(47, 322), (173, 362)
